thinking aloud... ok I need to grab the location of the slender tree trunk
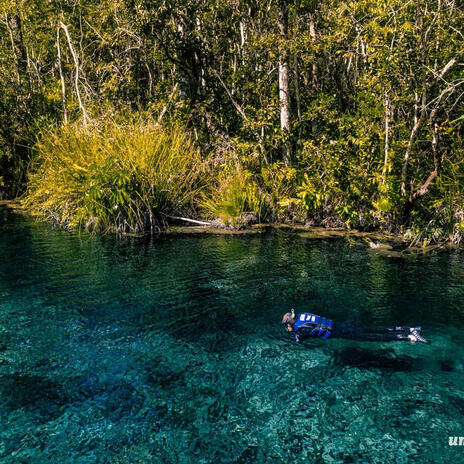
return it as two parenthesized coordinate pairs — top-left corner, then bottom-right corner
(291, 6), (301, 128)
(278, 0), (291, 163)
(401, 89), (426, 195)
(239, 20), (246, 66)
(212, 68), (268, 163)
(6, 14), (28, 86)
(175, 22), (190, 101)
(56, 26), (68, 124)
(6, 17), (20, 85)
(431, 120), (440, 172)
(382, 94), (390, 183)
(59, 22), (88, 126)
(309, 12), (318, 135)
(157, 83), (178, 125)
(309, 13), (318, 90)
(293, 55), (301, 123)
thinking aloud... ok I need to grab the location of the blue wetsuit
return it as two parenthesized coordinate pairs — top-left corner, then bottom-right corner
(293, 313), (411, 343)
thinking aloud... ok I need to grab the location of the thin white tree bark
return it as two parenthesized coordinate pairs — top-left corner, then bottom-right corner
(163, 214), (211, 226)
(5, 16), (20, 85)
(56, 26), (67, 124)
(278, 0), (291, 163)
(157, 83), (178, 125)
(278, 58), (290, 131)
(309, 13), (318, 90)
(401, 90), (426, 195)
(5, 14), (28, 86)
(382, 94), (390, 184)
(59, 22), (88, 126)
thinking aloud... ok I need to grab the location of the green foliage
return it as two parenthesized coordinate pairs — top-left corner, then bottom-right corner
(260, 163), (302, 221)
(297, 173), (325, 213)
(23, 117), (205, 233)
(1, 0), (463, 243)
(201, 164), (264, 228)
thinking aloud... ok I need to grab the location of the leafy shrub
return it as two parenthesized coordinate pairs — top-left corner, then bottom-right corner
(260, 163), (303, 222)
(23, 116), (205, 233)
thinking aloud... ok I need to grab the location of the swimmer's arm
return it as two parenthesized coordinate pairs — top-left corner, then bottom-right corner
(294, 323), (318, 342)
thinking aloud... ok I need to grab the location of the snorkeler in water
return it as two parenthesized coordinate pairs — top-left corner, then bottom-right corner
(282, 310), (428, 344)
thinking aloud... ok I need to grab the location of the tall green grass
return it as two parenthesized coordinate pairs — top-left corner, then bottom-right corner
(201, 162), (304, 228)
(201, 164), (265, 228)
(23, 117), (205, 233)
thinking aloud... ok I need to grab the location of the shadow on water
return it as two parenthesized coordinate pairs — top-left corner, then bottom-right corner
(0, 370), (155, 424)
(0, 374), (66, 420)
(448, 394), (464, 417)
(332, 346), (423, 371)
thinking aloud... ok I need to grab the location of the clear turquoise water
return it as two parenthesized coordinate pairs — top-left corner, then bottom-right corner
(1, 207), (464, 463)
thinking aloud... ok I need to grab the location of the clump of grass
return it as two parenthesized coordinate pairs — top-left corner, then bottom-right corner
(201, 163), (265, 228)
(201, 161), (308, 228)
(260, 163), (304, 222)
(23, 116), (205, 233)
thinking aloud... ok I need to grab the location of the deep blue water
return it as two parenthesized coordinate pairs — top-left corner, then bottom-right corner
(1, 206), (464, 463)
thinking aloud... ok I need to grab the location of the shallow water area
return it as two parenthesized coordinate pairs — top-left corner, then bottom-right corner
(1, 206), (464, 463)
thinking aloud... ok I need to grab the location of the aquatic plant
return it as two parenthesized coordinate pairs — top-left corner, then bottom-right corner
(23, 116), (205, 233)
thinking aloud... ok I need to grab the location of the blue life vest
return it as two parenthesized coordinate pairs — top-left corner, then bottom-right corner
(294, 313), (333, 339)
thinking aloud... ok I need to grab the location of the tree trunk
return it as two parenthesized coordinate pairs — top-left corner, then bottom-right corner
(59, 22), (88, 127)
(56, 26), (68, 124)
(175, 22), (191, 101)
(401, 90), (426, 195)
(7, 14), (28, 86)
(382, 94), (390, 183)
(309, 13), (318, 91)
(240, 20), (246, 66)
(293, 55), (301, 123)
(278, 0), (291, 163)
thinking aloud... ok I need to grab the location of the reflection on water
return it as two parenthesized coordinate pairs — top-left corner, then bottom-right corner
(1, 207), (464, 463)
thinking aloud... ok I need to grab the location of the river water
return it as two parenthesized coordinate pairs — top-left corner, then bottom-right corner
(1, 207), (464, 463)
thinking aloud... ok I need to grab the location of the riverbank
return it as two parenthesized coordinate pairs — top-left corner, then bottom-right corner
(168, 222), (458, 256)
(3, 200), (456, 256)
(16, 115), (464, 247)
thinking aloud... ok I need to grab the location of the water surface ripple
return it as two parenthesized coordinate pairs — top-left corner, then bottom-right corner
(1, 208), (464, 463)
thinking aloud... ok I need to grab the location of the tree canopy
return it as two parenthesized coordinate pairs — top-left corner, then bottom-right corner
(1, 0), (464, 241)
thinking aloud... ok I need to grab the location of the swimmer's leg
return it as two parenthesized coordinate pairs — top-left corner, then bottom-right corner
(331, 323), (420, 342)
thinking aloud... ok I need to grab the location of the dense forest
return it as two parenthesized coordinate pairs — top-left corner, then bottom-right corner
(1, 0), (463, 243)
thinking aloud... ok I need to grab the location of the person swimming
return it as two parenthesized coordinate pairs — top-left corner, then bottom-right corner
(282, 310), (428, 343)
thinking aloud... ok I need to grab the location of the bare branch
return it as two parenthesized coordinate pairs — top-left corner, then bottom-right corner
(211, 69), (248, 121)
(59, 22), (89, 127)
(157, 83), (178, 125)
